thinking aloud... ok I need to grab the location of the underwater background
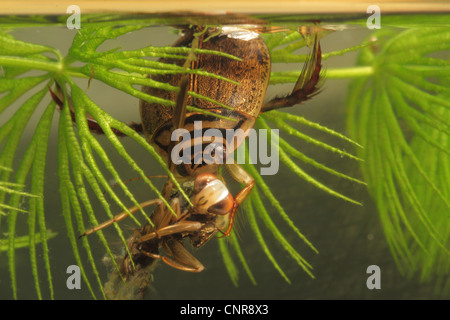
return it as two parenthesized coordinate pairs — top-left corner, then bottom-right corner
(0, 13), (449, 299)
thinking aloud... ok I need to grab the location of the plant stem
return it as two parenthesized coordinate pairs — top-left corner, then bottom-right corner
(0, 56), (62, 72)
(325, 66), (374, 78)
(0, 56), (88, 78)
(271, 66), (374, 85)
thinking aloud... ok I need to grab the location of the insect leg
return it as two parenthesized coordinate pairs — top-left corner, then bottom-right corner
(137, 221), (203, 243)
(160, 238), (205, 273)
(219, 163), (255, 237)
(261, 33), (322, 112)
(81, 198), (163, 237)
(151, 194), (183, 231)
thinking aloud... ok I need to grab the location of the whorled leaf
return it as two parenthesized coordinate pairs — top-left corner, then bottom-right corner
(0, 85), (55, 299)
(347, 27), (450, 294)
(404, 98), (450, 294)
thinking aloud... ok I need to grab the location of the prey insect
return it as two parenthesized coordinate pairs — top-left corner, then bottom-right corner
(59, 25), (322, 279)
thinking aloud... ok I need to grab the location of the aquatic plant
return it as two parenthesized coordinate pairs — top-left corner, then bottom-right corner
(0, 14), (448, 299)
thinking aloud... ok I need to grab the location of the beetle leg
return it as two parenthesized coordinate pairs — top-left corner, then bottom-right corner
(136, 221), (205, 272)
(116, 196), (184, 278)
(137, 221), (203, 244)
(218, 163), (255, 237)
(151, 193), (192, 233)
(81, 198), (163, 237)
(160, 238), (205, 273)
(140, 250), (162, 260)
(261, 33), (322, 112)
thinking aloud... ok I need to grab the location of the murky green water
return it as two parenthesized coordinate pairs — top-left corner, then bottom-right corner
(1, 14), (449, 300)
